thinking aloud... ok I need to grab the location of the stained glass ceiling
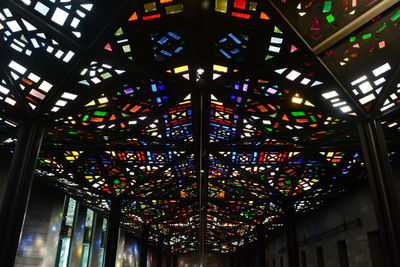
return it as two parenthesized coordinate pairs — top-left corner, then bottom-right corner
(0, 0), (399, 254)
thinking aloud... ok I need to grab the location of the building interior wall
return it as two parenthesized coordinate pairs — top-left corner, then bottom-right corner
(265, 183), (381, 267)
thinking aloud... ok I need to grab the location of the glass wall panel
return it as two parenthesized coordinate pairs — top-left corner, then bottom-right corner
(55, 197), (77, 267)
(54, 198), (107, 267)
(81, 208), (94, 267)
(98, 218), (108, 266)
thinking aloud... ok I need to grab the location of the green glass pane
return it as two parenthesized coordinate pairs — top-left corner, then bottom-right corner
(326, 14), (335, 23)
(323, 1), (332, 13)
(93, 111), (107, 116)
(291, 111), (305, 116)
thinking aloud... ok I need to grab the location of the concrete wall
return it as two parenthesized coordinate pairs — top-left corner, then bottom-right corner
(14, 179), (65, 267)
(265, 183), (380, 267)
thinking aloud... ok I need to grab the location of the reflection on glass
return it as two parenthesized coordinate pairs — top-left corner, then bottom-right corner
(55, 198), (108, 267)
(56, 197), (77, 267)
(81, 208), (94, 267)
(99, 218), (108, 267)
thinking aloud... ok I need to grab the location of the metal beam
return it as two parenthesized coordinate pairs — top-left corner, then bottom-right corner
(312, 1), (400, 55)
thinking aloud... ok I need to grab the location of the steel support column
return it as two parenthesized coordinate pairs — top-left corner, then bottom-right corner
(171, 253), (178, 267)
(166, 239), (172, 267)
(241, 239), (251, 266)
(232, 253), (239, 267)
(284, 201), (299, 267)
(104, 197), (122, 266)
(229, 253), (234, 267)
(257, 226), (267, 267)
(0, 120), (45, 265)
(140, 226), (149, 267)
(157, 235), (164, 267)
(358, 119), (400, 266)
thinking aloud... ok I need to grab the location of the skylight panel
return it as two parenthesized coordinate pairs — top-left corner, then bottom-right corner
(215, 33), (248, 61)
(1, 8), (76, 62)
(321, 90), (353, 114)
(350, 75), (367, 86)
(270, 37), (283, 44)
(374, 77), (386, 86)
(380, 83), (400, 113)
(19, 0), (95, 39)
(9, 60), (27, 74)
(348, 62), (392, 110)
(61, 92), (77, 100)
(358, 81), (373, 94)
(274, 67), (323, 86)
(339, 105), (352, 113)
(79, 62), (125, 85)
(372, 63), (391, 77)
(300, 78), (311, 85)
(0, 79), (17, 107)
(34, 2), (50, 16)
(359, 94), (375, 105)
(5, 97), (16, 106)
(6, 60), (57, 109)
(38, 80), (53, 92)
(286, 70), (301, 81)
(6, 20), (22, 32)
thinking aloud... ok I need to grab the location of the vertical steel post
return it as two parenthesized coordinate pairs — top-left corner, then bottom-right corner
(140, 225), (149, 267)
(258, 226), (267, 267)
(166, 238), (172, 267)
(358, 119), (400, 266)
(171, 253), (178, 267)
(284, 201), (299, 267)
(104, 197), (122, 266)
(157, 235), (164, 267)
(0, 120), (45, 265)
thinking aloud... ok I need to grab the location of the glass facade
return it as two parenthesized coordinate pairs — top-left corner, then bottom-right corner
(54, 197), (112, 267)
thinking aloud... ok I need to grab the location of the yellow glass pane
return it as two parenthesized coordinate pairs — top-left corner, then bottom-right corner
(165, 4), (184, 15)
(213, 64), (228, 73)
(249, 1), (258, 11)
(144, 2), (157, 12)
(215, 0), (227, 13)
(174, 65), (189, 73)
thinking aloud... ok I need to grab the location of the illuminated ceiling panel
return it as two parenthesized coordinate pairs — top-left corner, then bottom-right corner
(1, 0), (397, 254)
